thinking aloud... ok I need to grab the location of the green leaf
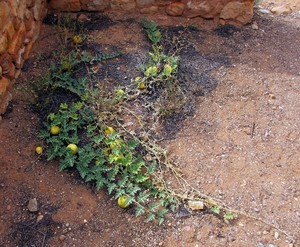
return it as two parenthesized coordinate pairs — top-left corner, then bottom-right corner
(107, 183), (117, 194)
(135, 204), (145, 217)
(126, 196), (135, 206)
(149, 202), (160, 212)
(170, 204), (177, 212)
(158, 217), (164, 225)
(85, 173), (95, 182)
(211, 206), (220, 215)
(135, 174), (148, 183)
(127, 139), (139, 149)
(224, 212), (237, 220)
(137, 192), (150, 203)
(158, 209), (168, 218)
(127, 186), (141, 196)
(115, 188), (125, 199)
(118, 174), (128, 188)
(95, 177), (106, 190)
(147, 161), (156, 174)
(145, 212), (156, 223)
(92, 135), (104, 145)
(120, 153), (133, 167)
(87, 125), (97, 135)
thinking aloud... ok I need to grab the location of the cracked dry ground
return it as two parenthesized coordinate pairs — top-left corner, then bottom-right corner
(0, 9), (299, 247)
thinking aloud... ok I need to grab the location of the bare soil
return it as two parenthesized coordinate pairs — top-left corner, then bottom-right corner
(1, 3), (300, 247)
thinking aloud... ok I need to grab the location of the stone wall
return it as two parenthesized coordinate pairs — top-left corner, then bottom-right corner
(49, 0), (254, 25)
(0, 0), (47, 116)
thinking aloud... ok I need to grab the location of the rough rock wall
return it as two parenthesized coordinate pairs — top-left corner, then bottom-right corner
(49, 0), (254, 25)
(0, 0), (47, 116)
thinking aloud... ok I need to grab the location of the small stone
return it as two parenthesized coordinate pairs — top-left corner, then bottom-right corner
(27, 198), (38, 212)
(83, 219), (88, 223)
(269, 93), (276, 99)
(59, 235), (66, 241)
(270, 6), (292, 15)
(258, 243), (264, 247)
(263, 230), (268, 235)
(267, 244), (276, 247)
(219, 19), (226, 25)
(188, 200), (204, 210)
(274, 232), (279, 239)
(78, 14), (89, 22)
(258, 8), (271, 14)
(6, 205), (11, 210)
(37, 214), (44, 223)
(252, 23), (258, 30)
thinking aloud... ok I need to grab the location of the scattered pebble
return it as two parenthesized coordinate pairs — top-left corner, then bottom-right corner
(59, 235), (66, 241)
(270, 6), (292, 15)
(27, 198), (38, 212)
(37, 214), (44, 223)
(269, 93), (276, 99)
(6, 205), (11, 210)
(77, 14), (89, 22)
(258, 8), (271, 14)
(274, 231), (279, 239)
(267, 244), (276, 247)
(83, 219), (88, 223)
(252, 22), (259, 30)
(188, 200), (204, 210)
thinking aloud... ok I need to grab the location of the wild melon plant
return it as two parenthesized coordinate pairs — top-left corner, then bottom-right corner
(38, 20), (180, 224)
(38, 18), (238, 225)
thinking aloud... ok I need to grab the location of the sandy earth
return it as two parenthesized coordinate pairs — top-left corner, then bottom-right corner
(0, 1), (300, 247)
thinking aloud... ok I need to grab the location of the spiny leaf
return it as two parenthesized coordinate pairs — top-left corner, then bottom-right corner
(158, 217), (164, 225)
(127, 139), (139, 149)
(211, 206), (220, 214)
(145, 212), (156, 223)
(135, 174), (149, 183)
(149, 202), (160, 213)
(135, 204), (145, 217)
(115, 188), (125, 199)
(107, 183), (117, 194)
(147, 161), (156, 174)
(137, 192), (150, 203)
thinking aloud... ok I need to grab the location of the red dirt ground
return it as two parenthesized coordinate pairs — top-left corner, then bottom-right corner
(1, 2), (299, 246)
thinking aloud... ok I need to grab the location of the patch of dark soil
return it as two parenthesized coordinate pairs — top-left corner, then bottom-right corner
(93, 50), (147, 87)
(82, 14), (116, 31)
(214, 24), (241, 37)
(10, 213), (61, 247)
(31, 88), (80, 123)
(1, 101), (14, 119)
(42, 13), (59, 26)
(179, 46), (231, 95)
